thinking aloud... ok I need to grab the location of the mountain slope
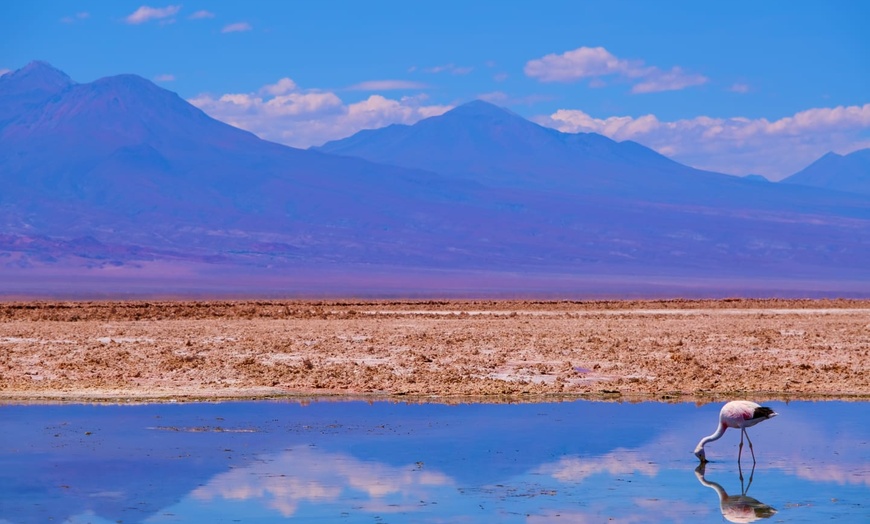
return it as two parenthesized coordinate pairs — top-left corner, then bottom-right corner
(781, 149), (870, 195)
(316, 100), (694, 191)
(0, 62), (482, 256)
(2, 63), (869, 295)
(315, 101), (870, 216)
(0, 60), (74, 127)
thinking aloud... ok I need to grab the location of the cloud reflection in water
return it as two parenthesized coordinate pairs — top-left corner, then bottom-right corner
(3, 400), (869, 523)
(536, 449), (659, 482)
(189, 445), (453, 518)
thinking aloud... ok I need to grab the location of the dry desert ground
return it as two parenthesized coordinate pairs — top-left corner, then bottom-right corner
(1, 299), (868, 402)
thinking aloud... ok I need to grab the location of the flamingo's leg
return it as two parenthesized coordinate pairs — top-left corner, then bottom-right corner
(745, 461), (756, 494)
(744, 428), (757, 463)
(738, 428), (745, 466)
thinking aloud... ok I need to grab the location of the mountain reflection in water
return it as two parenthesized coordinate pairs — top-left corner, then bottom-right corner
(0, 400), (868, 523)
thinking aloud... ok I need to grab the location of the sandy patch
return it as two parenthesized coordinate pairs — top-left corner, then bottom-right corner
(1, 299), (868, 401)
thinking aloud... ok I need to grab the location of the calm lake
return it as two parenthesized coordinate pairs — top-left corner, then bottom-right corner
(1, 400), (868, 523)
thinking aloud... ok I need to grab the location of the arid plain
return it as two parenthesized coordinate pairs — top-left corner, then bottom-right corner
(1, 299), (868, 401)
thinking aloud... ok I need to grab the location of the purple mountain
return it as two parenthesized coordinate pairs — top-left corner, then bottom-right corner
(0, 62), (484, 260)
(2, 63), (869, 296)
(781, 149), (870, 196)
(315, 100), (870, 215)
(0, 60), (74, 127)
(316, 100), (700, 192)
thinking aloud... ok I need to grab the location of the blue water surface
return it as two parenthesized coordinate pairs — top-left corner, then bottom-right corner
(0, 400), (867, 523)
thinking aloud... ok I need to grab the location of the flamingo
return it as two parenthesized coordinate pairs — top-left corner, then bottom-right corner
(694, 400), (778, 464)
(694, 463), (777, 522)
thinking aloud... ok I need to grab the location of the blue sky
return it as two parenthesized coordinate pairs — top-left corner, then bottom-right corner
(1, 1), (868, 179)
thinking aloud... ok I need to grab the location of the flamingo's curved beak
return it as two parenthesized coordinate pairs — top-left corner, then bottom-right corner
(694, 449), (707, 463)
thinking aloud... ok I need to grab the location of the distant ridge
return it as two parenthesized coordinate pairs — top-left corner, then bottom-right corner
(2, 65), (870, 296)
(315, 99), (870, 213)
(0, 60), (74, 126)
(781, 149), (870, 196)
(0, 61), (471, 257)
(316, 99), (697, 193)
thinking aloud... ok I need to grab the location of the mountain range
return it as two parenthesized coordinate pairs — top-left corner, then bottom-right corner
(781, 149), (870, 196)
(317, 100), (870, 213)
(1, 61), (868, 297)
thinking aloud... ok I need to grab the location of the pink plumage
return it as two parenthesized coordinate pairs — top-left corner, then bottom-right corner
(694, 400), (778, 463)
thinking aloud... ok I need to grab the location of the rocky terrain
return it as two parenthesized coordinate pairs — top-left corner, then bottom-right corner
(1, 299), (868, 401)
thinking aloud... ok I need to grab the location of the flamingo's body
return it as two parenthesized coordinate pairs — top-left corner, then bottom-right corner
(694, 464), (777, 523)
(694, 400), (777, 463)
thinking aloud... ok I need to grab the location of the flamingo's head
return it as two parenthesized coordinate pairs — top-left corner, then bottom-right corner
(694, 447), (707, 463)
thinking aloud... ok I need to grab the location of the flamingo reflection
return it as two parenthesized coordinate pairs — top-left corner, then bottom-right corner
(694, 462), (777, 523)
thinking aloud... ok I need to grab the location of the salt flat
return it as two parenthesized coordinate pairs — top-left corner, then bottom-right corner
(1, 299), (868, 401)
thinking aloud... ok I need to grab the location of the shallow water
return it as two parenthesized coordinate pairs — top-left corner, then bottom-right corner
(1, 400), (868, 523)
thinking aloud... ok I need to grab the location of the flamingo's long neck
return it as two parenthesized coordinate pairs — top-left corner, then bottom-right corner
(696, 473), (728, 506)
(694, 422), (727, 454)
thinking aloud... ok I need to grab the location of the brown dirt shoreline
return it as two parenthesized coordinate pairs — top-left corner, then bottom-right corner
(1, 299), (868, 403)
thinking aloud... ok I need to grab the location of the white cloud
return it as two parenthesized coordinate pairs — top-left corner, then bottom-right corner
(222, 22), (252, 33)
(189, 10), (215, 19)
(631, 66), (708, 94)
(267, 92), (344, 116)
(524, 46), (708, 94)
(423, 64), (449, 73)
(189, 78), (452, 148)
(61, 12), (90, 23)
(346, 94), (448, 127)
(125, 5), (181, 25)
(259, 77), (297, 96)
(538, 104), (870, 179)
(423, 63), (473, 75)
(0, 68), (10, 77)
(153, 73), (175, 82)
(348, 80), (429, 91)
(525, 46), (632, 82)
(729, 83), (751, 94)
